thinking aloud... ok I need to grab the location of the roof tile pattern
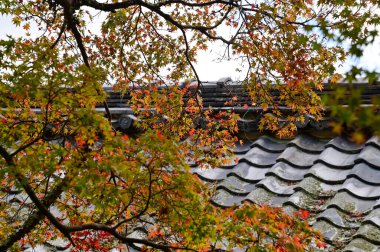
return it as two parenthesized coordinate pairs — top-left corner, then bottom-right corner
(191, 135), (380, 251)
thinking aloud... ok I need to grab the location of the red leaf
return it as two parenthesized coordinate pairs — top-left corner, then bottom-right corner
(298, 209), (309, 219)
(316, 241), (327, 248)
(76, 139), (86, 147)
(157, 130), (165, 141)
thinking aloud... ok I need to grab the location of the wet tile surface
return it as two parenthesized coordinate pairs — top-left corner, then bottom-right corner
(191, 134), (380, 251)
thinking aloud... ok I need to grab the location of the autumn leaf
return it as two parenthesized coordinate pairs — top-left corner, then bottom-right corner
(316, 241), (328, 248)
(330, 73), (342, 83)
(122, 134), (129, 141)
(298, 209), (309, 219)
(157, 130), (165, 140)
(189, 128), (195, 136)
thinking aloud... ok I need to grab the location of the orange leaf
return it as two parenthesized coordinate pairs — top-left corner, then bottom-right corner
(316, 241), (327, 248)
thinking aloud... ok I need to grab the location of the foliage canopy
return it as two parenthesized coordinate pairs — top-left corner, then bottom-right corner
(0, 0), (379, 251)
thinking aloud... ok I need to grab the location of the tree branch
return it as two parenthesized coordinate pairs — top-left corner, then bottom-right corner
(0, 145), (13, 164)
(14, 173), (75, 246)
(82, 0), (139, 12)
(82, 0), (236, 12)
(51, 21), (66, 49)
(0, 179), (68, 251)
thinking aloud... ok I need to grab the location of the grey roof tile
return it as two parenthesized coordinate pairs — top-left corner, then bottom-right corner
(316, 147), (358, 168)
(326, 137), (363, 154)
(217, 176), (256, 196)
(325, 192), (375, 214)
(276, 146), (319, 168)
(267, 162), (309, 181)
(356, 146), (380, 168)
(373, 199), (380, 209)
(318, 221), (358, 245)
(343, 238), (379, 252)
(192, 167), (231, 182)
(239, 147), (281, 167)
(211, 189), (245, 208)
(256, 176), (295, 196)
(229, 162), (269, 182)
(250, 136), (287, 153)
(296, 176), (342, 197)
(288, 134), (327, 153)
(341, 178), (380, 199)
(312, 220), (348, 242)
(245, 187), (288, 207)
(349, 163), (380, 185)
(308, 163), (351, 183)
(316, 208), (362, 228)
(284, 190), (327, 212)
(365, 136), (380, 148)
(363, 208), (380, 227)
(354, 223), (380, 244)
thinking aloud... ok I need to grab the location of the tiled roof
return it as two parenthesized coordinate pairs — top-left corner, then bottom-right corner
(104, 80), (380, 109)
(100, 81), (380, 250)
(191, 134), (380, 251)
(104, 81), (380, 132)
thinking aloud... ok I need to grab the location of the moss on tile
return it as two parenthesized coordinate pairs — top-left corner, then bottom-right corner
(246, 188), (274, 205)
(344, 238), (378, 252)
(357, 224), (380, 243)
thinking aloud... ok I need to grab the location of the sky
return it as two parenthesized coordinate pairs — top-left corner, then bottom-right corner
(1, 12), (380, 82)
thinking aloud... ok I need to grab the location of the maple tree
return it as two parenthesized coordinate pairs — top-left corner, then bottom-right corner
(0, 0), (379, 251)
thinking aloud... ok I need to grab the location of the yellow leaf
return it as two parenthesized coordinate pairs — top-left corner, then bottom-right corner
(351, 131), (365, 144)
(330, 73), (342, 84)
